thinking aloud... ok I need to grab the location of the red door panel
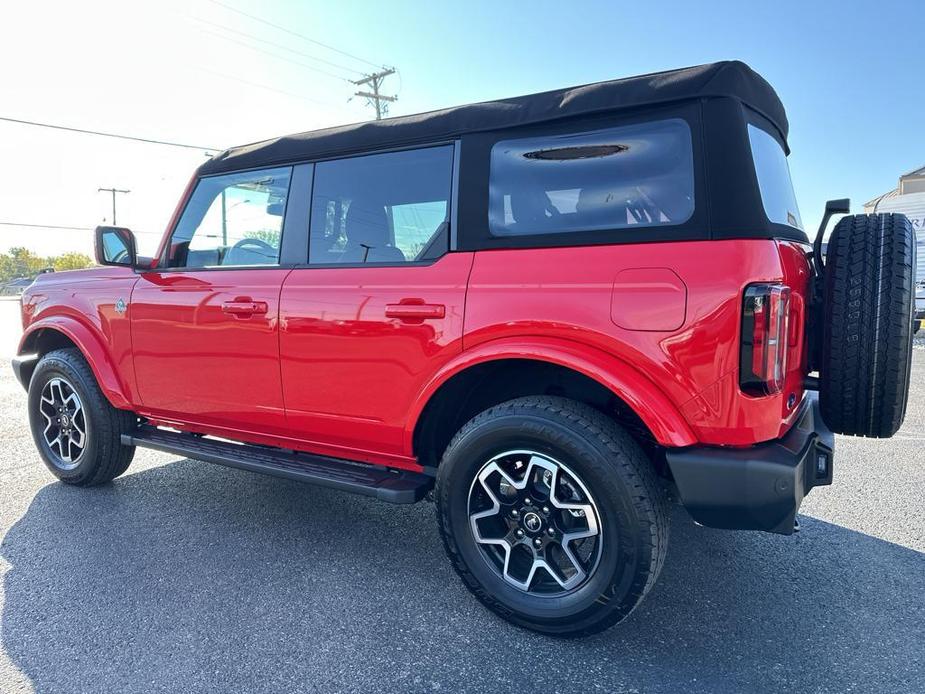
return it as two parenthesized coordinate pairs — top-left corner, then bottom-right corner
(279, 252), (473, 462)
(131, 269), (290, 433)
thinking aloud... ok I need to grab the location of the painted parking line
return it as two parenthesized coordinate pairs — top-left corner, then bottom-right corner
(840, 434), (925, 442)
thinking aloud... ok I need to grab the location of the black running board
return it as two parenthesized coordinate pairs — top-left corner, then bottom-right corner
(122, 426), (432, 504)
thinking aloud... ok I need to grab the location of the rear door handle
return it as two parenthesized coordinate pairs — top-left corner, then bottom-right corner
(222, 300), (268, 316)
(385, 302), (446, 320)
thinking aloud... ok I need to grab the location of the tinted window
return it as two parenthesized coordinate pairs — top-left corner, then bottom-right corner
(748, 124), (803, 230)
(489, 119), (694, 236)
(167, 167), (291, 268)
(309, 146), (454, 265)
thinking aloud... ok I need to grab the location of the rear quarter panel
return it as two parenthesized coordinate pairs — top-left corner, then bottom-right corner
(464, 239), (808, 446)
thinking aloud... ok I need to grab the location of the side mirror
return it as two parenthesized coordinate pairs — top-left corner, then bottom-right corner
(95, 226), (138, 267)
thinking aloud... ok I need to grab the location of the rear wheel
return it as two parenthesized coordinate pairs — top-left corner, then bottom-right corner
(28, 348), (136, 485)
(435, 396), (668, 637)
(820, 213), (916, 437)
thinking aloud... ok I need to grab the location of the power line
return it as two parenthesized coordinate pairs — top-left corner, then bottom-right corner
(197, 66), (346, 113)
(0, 221), (162, 235)
(0, 222), (92, 231)
(0, 116), (219, 151)
(191, 16), (364, 76)
(205, 0), (384, 70)
(197, 27), (353, 83)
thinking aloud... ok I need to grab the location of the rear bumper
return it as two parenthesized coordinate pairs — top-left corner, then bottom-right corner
(665, 392), (834, 535)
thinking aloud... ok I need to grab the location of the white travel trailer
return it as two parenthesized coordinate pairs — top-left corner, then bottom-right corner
(865, 165), (925, 318)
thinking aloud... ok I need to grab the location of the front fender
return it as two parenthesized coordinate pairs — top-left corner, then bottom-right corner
(18, 316), (133, 410)
(406, 336), (697, 450)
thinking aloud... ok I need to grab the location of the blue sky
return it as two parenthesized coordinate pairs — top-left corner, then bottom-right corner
(0, 0), (922, 255)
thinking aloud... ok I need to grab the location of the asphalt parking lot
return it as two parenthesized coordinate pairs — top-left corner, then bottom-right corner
(0, 296), (922, 694)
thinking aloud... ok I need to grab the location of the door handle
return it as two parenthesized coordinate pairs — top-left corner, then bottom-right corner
(385, 302), (446, 320)
(222, 300), (268, 316)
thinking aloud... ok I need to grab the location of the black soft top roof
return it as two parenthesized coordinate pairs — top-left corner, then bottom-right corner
(200, 60), (787, 176)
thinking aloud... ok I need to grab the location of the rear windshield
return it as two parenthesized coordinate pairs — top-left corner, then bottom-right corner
(748, 124), (803, 230)
(488, 119), (694, 236)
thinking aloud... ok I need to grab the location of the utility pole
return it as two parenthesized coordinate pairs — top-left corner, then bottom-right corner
(352, 68), (397, 120)
(97, 187), (130, 225)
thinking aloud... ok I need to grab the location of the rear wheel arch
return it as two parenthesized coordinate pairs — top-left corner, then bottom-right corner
(19, 320), (132, 410)
(409, 342), (696, 468)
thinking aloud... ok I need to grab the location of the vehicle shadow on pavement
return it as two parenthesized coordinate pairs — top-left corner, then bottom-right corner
(2, 459), (923, 694)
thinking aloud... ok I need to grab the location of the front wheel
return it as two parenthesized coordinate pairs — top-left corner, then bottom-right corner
(27, 348), (136, 486)
(435, 396), (668, 637)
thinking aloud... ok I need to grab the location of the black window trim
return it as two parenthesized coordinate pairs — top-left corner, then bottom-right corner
(454, 101), (711, 253)
(152, 139), (462, 273)
(743, 106), (806, 238)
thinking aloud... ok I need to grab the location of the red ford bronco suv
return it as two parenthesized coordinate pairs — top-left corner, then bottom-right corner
(13, 62), (916, 636)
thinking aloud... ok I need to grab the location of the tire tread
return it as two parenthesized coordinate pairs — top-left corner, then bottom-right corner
(821, 213), (915, 437)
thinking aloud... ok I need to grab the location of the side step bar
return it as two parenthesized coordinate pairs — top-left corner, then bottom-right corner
(122, 426), (432, 504)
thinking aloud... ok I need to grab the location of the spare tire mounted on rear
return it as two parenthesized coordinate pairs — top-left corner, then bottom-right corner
(819, 213), (916, 437)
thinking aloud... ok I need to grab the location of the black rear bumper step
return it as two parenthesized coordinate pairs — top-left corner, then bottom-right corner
(665, 392), (834, 535)
(123, 426), (432, 504)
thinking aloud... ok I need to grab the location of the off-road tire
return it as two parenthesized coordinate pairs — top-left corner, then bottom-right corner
(435, 396), (668, 637)
(820, 213), (916, 437)
(28, 348), (136, 485)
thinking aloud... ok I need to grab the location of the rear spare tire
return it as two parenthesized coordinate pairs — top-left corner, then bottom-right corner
(820, 213), (916, 437)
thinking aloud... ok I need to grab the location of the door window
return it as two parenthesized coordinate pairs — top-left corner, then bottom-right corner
(166, 167), (292, 268)
(309, 146), (454, 265)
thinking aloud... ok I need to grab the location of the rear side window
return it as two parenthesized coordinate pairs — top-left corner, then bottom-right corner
(309, 145), (454, 265)
(748, 124), (803, 230)
(488, 119), (694, 237)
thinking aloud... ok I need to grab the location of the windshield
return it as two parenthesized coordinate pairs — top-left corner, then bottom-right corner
(748, 124), (803, 230)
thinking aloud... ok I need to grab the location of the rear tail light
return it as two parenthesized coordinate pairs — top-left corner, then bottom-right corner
(740, 284), (791, 395)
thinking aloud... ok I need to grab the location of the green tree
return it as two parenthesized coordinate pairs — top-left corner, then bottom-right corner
(0, 247), (47, 282)
(0, 248), (95, 283)
(50, 252), (94, 272)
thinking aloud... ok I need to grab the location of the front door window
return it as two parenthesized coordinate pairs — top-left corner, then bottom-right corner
(166, 167), (292, 268)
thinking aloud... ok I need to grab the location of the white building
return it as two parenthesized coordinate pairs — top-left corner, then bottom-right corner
(864, 165), (925, 313)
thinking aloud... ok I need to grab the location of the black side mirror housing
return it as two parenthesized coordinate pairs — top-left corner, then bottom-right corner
(95, 226), (138, 268)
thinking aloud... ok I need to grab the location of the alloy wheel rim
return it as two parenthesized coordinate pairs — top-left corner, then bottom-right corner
(39, 377), (87, 470)
(467, 450), (603, 596)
